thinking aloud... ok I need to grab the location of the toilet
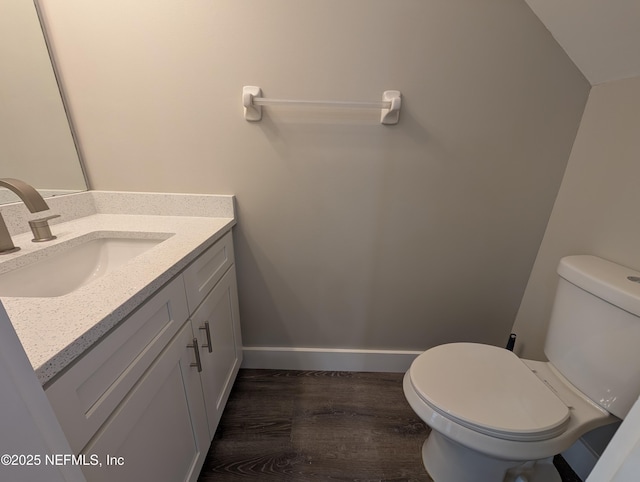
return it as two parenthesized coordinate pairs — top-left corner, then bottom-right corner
(403, 255), (640, 482)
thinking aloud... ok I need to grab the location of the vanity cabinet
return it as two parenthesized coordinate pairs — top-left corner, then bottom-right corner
(45, 230), (242, 482)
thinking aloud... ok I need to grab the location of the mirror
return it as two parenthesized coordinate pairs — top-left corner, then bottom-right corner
(0, 0), (87, 205)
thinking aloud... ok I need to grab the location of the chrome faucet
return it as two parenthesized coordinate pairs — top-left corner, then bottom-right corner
(0, 178), (59, 254)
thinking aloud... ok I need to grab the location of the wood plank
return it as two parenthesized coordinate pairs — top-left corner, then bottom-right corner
(198, 369), (582, 481)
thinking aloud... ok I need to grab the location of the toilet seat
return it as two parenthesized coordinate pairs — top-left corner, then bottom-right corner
(409, 343), (570, 442)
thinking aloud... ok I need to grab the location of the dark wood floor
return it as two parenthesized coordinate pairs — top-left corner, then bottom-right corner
(197, 369), (582, 481)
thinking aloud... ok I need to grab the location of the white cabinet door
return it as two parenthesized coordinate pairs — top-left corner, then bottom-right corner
(80, 321), (209, 482)
(191, 265), (243, 438)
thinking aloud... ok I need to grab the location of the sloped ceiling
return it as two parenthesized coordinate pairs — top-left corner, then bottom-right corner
(525, 0), (640, 85)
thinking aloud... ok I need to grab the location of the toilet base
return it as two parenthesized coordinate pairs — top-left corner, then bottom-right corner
(422, 431), (562, 482)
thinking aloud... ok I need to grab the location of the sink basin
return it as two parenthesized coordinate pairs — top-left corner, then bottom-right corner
(0, 234), (169, 298)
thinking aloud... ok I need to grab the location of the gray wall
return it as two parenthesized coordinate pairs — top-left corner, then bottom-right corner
(513, 75), (640, 360)
(40, 0), (589, 352)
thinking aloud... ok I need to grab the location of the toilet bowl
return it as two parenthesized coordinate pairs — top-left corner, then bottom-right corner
(403, 256), (640, 481)
(404, 343), (615, 482)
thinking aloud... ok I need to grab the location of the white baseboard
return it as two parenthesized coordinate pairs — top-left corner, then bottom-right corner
(241, 346), (423, 373)
(562, 437), (599, 481)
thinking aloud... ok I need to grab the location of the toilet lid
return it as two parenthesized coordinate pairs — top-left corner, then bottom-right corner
(409, 343), (570, 441)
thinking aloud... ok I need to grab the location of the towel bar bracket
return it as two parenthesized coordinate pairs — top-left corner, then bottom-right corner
(380, 90), (401, 125)
(243, 86), (263, 121)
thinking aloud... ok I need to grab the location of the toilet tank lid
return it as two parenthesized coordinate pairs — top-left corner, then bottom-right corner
(558, 256), (640, 318)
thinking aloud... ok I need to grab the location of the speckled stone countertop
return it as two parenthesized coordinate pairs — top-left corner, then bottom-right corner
(0, 191), (236, 385)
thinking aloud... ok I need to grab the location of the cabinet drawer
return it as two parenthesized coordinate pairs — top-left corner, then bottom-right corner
(45, 275), (189, 453)
(183, 230), (234, 312)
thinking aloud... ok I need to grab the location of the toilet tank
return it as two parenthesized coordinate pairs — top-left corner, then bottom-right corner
(544, 255), (640, 419)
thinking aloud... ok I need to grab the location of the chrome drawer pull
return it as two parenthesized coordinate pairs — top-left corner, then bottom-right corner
(187, 338), (202, 372)
(200, 321), (213, 353)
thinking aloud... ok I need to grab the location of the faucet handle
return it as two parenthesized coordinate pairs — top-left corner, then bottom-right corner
(29, 214), (61, 243)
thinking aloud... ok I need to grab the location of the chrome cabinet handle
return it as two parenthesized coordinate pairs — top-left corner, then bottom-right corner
(199, 321), (212, 353)
(188, 338), (202, 372)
